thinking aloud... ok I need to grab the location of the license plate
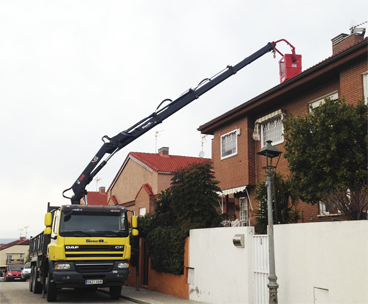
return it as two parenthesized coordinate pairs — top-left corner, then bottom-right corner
(85, 279), (103, 285)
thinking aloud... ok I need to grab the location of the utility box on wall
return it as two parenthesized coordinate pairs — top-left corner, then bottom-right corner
(279, 54), (302, 83)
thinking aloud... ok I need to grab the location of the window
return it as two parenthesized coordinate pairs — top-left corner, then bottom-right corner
(319, 201), (340, 216)
(309, 91), (338, 111)
(363, 71), (368, 105)
(6, 254), (12, 264)
(261, 116), (283, 147)
(239, 197), (249, 226)
(253, 109), (286, 146)
(53, 215), (59, 234)
(221, 130), (238, 159)
(139, 207), (146, 216)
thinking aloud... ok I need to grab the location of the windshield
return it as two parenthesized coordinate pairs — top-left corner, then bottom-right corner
(9, 265), (23, 271)
(24, 262), (31, 269)
(59, 210), (128, 237)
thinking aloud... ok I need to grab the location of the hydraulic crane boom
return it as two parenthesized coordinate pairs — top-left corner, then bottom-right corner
(63, 41), (282, 205)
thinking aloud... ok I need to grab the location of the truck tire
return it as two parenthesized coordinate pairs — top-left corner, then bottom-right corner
(46, 270), (57, 302)
(109, 286), (122, 300)
(29, 272), (33, 292)
(32, 267), (42, 294)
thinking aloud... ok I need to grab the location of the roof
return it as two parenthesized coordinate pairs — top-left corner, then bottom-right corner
(0, 239), (30, 251)
(82, 191), (107, 206)
(129, 152), (210, 173)
(108, 151), (211, 191)
(198, 37), (368, 134)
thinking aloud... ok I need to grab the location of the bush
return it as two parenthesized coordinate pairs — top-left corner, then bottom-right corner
(146, 226), (185, 275)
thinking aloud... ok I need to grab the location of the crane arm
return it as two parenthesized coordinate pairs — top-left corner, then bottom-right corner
(64, 42), (276, 205)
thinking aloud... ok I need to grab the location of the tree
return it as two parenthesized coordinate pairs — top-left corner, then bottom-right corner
(254, 173), (300, 234)
(284, 98), (367, 219)
(170, 162), (222, 235)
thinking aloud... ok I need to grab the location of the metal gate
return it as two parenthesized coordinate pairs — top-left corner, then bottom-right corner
(253, 235), (269, 304)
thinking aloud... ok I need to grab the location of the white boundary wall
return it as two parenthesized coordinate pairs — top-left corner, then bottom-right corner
(189, 227), (255, 304)
(188, 221), (368, 304)
(274, 221), (368, 304)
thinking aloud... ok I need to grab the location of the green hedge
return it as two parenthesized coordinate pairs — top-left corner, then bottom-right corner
(146, 226), (185, 275)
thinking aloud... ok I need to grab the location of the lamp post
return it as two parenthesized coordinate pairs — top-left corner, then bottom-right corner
(257, 140), (282, 304)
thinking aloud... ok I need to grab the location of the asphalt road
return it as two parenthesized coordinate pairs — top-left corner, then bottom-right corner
(0, 281), (136, 304)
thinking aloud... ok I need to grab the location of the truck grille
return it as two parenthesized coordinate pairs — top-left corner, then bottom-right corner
(75, 262), (113, 273)
(64, 245), (124, 258)
(65, 245), (124, 251)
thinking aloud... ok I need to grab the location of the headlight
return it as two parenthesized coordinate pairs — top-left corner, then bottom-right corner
(8, 272), (12, 276)
(55, 263), (71, 270)
(117, 262), (129, 269)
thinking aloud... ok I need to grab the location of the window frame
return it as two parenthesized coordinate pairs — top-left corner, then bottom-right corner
(260, 116), (284, 147)
(362, 71), (368, 105)
(220, 129), (238, 160)
(6, 254), (12, 264)
(139, 207), (146, 216)
(308, 91), (338, 111)
(318, 201), (341, 217)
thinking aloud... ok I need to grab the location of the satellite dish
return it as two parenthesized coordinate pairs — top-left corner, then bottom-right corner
(199, 151), (205, 158)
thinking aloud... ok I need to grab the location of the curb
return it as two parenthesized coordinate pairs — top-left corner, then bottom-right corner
(98, 288), (151, 304)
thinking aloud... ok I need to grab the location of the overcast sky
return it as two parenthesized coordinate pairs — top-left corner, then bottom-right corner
(0, 1), (367, 239)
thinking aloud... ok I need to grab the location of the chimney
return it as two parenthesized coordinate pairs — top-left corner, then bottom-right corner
(99, 186), (106, 194)
(158, 147), (169, 157)
(332, 27), (365, 55)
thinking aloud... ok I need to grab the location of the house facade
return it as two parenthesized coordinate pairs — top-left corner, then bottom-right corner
(0, 238), (30, 276)
(106, 147), (210, 218)
(198, 28), (368, 225)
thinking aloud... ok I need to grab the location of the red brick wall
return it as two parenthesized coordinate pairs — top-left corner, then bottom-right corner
(340, 60), (368, 103)
(212, 117), (254, 191)
(213, 58), (366, 225)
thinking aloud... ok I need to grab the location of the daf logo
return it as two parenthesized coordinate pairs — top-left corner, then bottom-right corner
(66, 246), (79, 249)
(115, 246), (124, 249)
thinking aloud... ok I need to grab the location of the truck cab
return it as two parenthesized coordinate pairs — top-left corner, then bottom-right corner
(29, 204), (138, 302)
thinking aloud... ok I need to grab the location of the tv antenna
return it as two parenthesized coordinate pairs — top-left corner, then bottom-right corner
(199, 135), (207, 158)
(19, 226), (29, 239)
(155, 130), (165, 153)
(96, 177), (101, 191)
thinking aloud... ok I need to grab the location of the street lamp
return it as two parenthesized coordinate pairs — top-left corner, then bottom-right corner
(256, 140), (282, 304)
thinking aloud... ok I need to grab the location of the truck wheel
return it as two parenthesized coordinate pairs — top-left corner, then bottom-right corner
(46, 271), (57, 302)
(32, 267), (42, 294)
(109, 286), (122, 300)
(29, 272), (33, 292)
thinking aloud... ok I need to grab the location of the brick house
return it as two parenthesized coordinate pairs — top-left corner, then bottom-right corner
(0, 238), (30, 276)
(106, 147), (210, 218)
(198, 28), (368, 226)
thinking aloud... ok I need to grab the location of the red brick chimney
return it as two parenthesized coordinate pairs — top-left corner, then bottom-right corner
(99, 186), (105, 194)
(332, 27), (365, 55)
(158, 147), (169, 157)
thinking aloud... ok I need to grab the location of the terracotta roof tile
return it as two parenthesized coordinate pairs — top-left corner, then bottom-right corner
(0, 239), (30, 251)
(130, 152), (210, 173)
(84, 191), (107, 206)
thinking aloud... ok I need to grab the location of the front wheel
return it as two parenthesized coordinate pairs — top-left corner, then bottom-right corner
(109, 285), (122, 300)
(46, 270), (57, 302)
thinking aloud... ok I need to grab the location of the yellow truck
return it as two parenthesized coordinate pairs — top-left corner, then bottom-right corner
(29, 203), (138, 302)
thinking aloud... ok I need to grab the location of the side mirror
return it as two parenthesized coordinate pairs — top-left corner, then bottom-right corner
(44, 227), (52, 235)
(132, 229), (139, 237)
(131, 216), (138, 229)
(44, 213), (52, 227)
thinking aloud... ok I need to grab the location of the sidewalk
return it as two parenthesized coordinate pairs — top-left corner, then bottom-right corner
(101, 285), (202, 304)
